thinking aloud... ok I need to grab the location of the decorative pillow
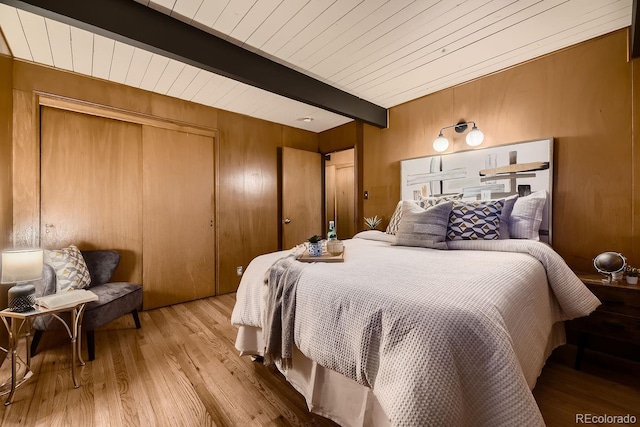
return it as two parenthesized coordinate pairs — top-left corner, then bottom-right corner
(385, 196), (462, 235)
(418, 193), (463, 209)
(509, 190), (547, 240)
(447, 199), (504, 240)
(385, 200), (419, 235)
(392, 201), (453, 249)
(44, 245), (91, 292)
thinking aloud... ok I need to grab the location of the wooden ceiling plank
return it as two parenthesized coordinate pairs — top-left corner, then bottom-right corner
(243, 0), (306, 50)
(209, 79), (247, 107)
(17, 8), (52, 65)
(308, 0), (442, 79)
(171, 0), (203, 23)
(259, 0), (334, 55)
(190, 72), (229, 105)
(273, 0), (361, 61)
(153, 58), (185, 94)
(125, 47), (153, 87)
(192, 0), (229, 28)
(45, 17), (72, 70)
(165, 63), (199, 97)
(148, 0), (176, 15)
(70, 25), (93, 74)
(140, 54), (170, 91)
(228, 0), (283, 44)
(92, 34), (115, 80)
(0, 5), (31, 59)
(109, 40), (135, 83)
(180, 68), (213, 100)
(212, 0), (256, 37)
(292, 0), (389, 66)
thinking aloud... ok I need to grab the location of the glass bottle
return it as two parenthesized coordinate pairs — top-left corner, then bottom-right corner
(327, 221), (337, 240)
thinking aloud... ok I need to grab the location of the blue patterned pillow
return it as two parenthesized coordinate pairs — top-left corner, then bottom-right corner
(447, 199), (504, 240)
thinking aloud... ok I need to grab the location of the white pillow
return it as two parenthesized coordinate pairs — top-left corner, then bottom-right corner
(509, 191), (547, 240)
(498, 194), (518, 239)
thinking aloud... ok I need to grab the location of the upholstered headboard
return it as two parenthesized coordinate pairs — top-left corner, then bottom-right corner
(400, 138), (554, 244)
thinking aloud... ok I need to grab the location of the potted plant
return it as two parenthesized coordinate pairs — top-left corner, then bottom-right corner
(307, 235), (323, 257)
(364, 215), (382, 230)
(626, 266), (638, 284)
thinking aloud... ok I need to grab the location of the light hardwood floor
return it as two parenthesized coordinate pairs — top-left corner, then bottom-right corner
(0, 294), (638, 426)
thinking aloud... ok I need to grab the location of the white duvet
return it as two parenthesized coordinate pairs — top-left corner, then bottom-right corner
(231, 232), (600, 426)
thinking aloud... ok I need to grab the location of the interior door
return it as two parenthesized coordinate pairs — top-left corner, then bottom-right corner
(336, 165), (355, 238)
(281, 147), (322, 249)
(142, 126), (215, 309)
(40, 107), (143, 283)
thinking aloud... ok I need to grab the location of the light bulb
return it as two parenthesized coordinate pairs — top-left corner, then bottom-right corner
(466, 126), (484, 147)
(433, 134), (449, 152)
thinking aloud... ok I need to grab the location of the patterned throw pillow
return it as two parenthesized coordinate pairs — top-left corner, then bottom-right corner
(385, 200), (419, 235)
(447, 199), (504, 241)
(418, 193), (462, 209)
(392, 201), (453, 249)
(44, 245), (91, 292)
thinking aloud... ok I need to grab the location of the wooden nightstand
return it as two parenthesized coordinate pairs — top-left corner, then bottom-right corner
(567, 273), (640, 369)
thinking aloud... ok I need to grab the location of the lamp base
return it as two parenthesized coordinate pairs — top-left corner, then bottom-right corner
(8, 282), (36, 312)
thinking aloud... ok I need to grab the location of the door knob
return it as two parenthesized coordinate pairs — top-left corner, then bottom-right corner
(45, 224), (54, 234)
(282, 218), (291, 224)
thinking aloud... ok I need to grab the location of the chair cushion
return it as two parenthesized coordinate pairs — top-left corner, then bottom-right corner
(82, 282), (143, 331)
(32, 282), (142, 332)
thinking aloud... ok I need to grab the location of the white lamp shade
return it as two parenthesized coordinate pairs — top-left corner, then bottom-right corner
(433, 135), (449, 152)
(1, 248), (44, 283)
(466, 127), (484, 147)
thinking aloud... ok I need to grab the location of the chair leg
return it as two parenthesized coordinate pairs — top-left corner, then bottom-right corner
(132, 309), (141, 329)
(87, 330), (95, 361)
(30, 330), (43, 356)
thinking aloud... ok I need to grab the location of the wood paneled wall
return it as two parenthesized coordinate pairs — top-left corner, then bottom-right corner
(0, 36), (12, 363)
(0, 53), (11, 248)
(8, 60), (318, 295)
(360, 29), (634, 272)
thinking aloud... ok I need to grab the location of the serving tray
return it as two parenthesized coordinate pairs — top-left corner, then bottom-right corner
(298, 248), (344, 263)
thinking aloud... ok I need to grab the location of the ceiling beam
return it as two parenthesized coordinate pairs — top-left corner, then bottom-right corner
(1, 0), (388, 128)
(632, 0), (640, 59)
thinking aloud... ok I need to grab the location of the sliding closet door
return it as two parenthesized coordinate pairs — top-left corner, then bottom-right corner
(40, 107), (143, 283)
(142, 126), (215, 309)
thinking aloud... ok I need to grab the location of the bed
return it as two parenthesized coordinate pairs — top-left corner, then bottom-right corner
(231, 231), (600, 426)
(231, 139), (600, 426)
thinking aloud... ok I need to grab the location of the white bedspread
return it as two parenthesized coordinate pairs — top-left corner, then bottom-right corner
(231, 233), (600, 426)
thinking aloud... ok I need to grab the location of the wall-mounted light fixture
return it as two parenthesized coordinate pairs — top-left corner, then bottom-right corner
(433, 120), (484, 152)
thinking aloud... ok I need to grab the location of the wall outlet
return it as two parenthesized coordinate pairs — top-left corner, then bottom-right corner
(236, 266), (243, 276)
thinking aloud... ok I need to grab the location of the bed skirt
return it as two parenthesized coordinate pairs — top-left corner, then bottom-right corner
(235, 323), (566, 427)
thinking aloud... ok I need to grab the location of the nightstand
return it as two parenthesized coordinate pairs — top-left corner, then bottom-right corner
(567, 273), (640, 369)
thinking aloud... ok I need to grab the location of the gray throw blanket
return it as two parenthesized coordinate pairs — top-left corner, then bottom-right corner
(262, 250), (307, 369)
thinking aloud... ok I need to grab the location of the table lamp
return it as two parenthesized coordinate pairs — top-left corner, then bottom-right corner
(1, 248), (43, 312)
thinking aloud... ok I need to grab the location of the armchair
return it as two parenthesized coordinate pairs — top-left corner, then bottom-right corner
(31, 250), (142, 361)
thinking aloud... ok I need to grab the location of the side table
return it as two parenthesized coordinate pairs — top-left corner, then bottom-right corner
(568, 272), (640, 369)
(0, 302), (88, 405)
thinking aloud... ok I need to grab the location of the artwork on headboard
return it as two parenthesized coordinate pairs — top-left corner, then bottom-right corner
(400, 138), (553, 243)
